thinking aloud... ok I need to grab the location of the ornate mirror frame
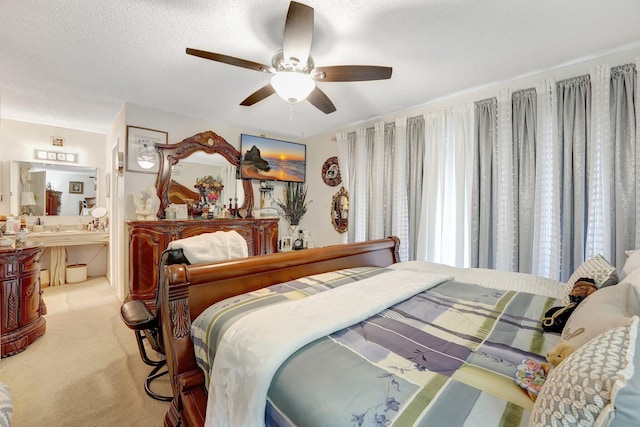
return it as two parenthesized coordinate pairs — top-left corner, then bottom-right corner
(331, 186), (349, 234)
(154, 130), (254, 219)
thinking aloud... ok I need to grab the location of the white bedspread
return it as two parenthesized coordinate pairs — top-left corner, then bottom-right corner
(167, 230), (248, 264)
(390, 261), (568, 299)
(204, 269), (451, 427)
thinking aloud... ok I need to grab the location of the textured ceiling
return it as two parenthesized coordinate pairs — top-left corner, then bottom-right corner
(1, 0), (640, 140)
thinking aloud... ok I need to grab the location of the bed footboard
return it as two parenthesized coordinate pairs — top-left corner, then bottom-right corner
(159, 237), (400, 427)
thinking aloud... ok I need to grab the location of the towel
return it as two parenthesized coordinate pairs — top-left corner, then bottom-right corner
(167, 231), (248, 264)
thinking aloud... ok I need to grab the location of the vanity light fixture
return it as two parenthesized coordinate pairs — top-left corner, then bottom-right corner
(34, 149), (77, 163)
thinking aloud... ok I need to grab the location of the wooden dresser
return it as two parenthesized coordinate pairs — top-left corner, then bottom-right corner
(46, 189), (62, 216)
(1, 243), (46, 357)
(127, 218), (279, 308)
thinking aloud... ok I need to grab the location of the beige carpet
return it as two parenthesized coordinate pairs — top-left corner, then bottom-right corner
(0, 277), (170, 426)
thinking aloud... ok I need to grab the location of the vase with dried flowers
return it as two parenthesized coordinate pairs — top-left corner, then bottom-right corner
(193, 175), (224, 217)
(275, 182), (310, 234)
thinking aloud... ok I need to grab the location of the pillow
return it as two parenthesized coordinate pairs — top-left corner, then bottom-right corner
(621, 249), (640, 280)
(563, 254), (618, 303)
(529, 316), (640, 427)
(560, 282), (640, 349)
(620, 268), (640, 287)
(0, 382), (12, 427)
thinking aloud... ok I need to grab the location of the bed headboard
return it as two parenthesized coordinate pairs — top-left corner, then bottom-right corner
(158, 237), (400, 426)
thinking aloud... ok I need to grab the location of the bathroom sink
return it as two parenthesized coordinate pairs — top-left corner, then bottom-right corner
(32, 230), (82, 235)
(27, 230), (109, 246)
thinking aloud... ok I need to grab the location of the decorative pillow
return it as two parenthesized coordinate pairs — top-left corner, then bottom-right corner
(529, 317), (640, 427)
(563, 254), (618, 303)
(560, 282), (640, 350)
(621, 249), (640, 280)
(0, 382), (12, 427)
(620, 268), (640, 287)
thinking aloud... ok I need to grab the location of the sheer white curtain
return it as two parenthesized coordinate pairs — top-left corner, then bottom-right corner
(220, 165), (240, 206)
(417, 111), (446, 262)
(586, 65), (611, 259)
(417, 105), (473, 266)
(336, 131), (354, 243)
(532, 78), (561, 279)
(391, 116), (409, 259)
(636, 58), (640, 250)
(337, 119), (411, 261)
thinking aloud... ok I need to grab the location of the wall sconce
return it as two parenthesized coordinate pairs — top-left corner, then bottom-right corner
(116, 152), (124, 176)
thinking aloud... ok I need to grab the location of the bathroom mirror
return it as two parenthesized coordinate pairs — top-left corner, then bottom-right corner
(12, 161), (97, 216)
(331, 186), (349, 234)
(155, 130), (253, 219)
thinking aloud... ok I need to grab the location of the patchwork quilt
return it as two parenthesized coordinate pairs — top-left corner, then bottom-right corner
(191, 266), (561, 426)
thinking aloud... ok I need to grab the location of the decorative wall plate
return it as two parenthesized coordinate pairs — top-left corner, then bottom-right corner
(321, 156), (341, 186)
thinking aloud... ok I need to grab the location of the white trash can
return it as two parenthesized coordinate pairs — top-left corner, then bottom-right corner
(66, 264), (87, 283)
(40, 269), (50, 288)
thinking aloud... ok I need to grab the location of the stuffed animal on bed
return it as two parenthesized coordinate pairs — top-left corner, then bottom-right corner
(545, 341), (575, 368)
(514, 342), (576, 401)
(541, 277), (597, 333)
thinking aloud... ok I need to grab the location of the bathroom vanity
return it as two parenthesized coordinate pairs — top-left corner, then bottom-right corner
(28, 230), (109, 286)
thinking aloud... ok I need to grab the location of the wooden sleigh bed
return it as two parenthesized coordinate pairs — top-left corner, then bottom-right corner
(159, 237), (640, 427)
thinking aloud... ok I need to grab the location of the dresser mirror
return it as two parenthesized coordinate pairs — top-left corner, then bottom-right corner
(11, 161), (97, 216)
(155, 130), (254, 219)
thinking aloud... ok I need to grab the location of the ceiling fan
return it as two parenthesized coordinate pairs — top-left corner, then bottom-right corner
(186, 1), (392, 114)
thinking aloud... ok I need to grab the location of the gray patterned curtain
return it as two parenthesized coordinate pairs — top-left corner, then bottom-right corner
(469, 66), (638, 280)
(512, 88), (537, 273)
(345, 131), (357, 243)
(383, 123), (396, 238)
(472, 98), (498, 268)
(365, 127), (376, 239)
(610, 63), (637, 271)
(407, 116), (425, 260)
(557, 74), (591, 281)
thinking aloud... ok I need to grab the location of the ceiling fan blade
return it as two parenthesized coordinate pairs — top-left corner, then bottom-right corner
(240, 84), (276, 106)
(282, 1), (314, 65)
(314, 65), (393, 82)
(186, 48), (271, 73)
(307, 87), (336, 114)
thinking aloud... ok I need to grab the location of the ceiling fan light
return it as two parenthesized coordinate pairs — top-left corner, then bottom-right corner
(271, 72), (315, 103)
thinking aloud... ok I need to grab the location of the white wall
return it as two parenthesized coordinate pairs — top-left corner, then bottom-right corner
(298, 133), (346, 248)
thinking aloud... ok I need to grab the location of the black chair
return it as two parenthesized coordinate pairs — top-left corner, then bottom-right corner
(120, 248), (190, 401)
